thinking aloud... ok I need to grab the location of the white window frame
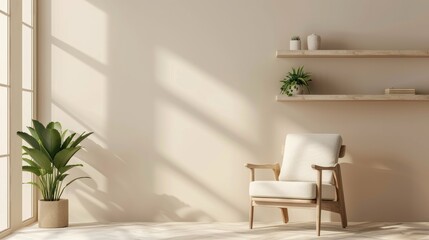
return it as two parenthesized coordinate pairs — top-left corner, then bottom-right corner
(21, 0), (37, 225)
(0, 0), (37, 238)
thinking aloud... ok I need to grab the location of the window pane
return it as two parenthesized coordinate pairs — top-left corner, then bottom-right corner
(22, 171), (32, 221)
(0, 87), (7, 155)
(0, 157), (8, 231)
(22, 25), (32, 90)
(22, 91), (32, 131)
(22, 91), (33, 221)
(22, 0), (32, 26)
(0, 0), (7, 14)
(0, 14), (8, 85)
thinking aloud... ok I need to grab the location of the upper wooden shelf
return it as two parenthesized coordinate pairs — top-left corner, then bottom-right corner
(276, 95), (429, 101)
(276, 50), (429, 58)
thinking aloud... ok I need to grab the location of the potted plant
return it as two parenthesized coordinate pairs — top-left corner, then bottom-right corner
(17, 120), (93, 228)
(280, 66), (312, 96)
(290, 36), (301, 50)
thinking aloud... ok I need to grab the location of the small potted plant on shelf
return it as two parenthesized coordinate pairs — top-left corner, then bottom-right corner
(280, 66), (312, 96)
(17, 120), (93, 228)
(290, 36), (301, 50)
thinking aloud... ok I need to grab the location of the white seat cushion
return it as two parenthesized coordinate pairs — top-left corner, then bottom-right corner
(249, 181), (336, 200)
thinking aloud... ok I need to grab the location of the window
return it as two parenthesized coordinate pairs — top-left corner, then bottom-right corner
(21, 0), (35, 222)
(0, 0), (36, 237)
(0, 0), (10, 233)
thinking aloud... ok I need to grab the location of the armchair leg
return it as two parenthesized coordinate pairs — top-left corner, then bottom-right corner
(316, 200), (321, 236)
(316, 170), (322, 236)
(280, 208), (289, 223)
(249, 201), (254, 229)
(336, 165), (347, 228)
(340, 203), (347, 228)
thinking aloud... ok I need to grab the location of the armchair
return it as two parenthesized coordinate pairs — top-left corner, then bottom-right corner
(245, 134), (347, 236)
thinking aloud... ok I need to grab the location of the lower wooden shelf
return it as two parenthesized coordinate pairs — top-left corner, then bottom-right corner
(276, 94), (429, 101)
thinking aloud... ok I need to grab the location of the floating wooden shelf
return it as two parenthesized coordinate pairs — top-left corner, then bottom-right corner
(276, 50), (429, 58)
(276, 95), (429, 101)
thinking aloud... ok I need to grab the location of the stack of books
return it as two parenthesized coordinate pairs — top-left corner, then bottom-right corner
(385, 88), (416, 95)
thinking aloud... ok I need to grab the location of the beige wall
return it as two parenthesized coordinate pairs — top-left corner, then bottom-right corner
(38, 0), (429, 223)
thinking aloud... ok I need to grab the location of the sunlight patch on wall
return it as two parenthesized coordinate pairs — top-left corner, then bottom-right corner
(51, 0), (108, 64)
(154, 47), (259, 146)
(153, 99), (250, 220)
(154, 99), (255, 174)
(51, 44), (107, 134)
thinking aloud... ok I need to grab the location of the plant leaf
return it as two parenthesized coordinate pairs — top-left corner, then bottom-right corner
(70, 132), (93, 148)
(40, 128), (62, 159)
(53, 147), (81, 169)
(22, 166), (41, 176)
(54, 122), (63, 133)
(61, 132), (76, 150)
(61, 130), (68, 143)
(46, 122), (55, 129)
(32, 119), (46, 139)
(22, 157), (40, 168)
(65, 176), (90, 188)
(58, 174), (69, 181)
(22, 146), (53, 174)
(32, 120), (59, 159)
(47, 122), (62, 133)
(17, 131), (40, 150)
(27, 127), (40, 141)
(59, 164), (83, 174)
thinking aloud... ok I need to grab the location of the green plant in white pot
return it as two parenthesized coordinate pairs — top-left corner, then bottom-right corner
(17, 120), (93, 228)
(290, 36), (301, 50)
(280, 66), (312, 96)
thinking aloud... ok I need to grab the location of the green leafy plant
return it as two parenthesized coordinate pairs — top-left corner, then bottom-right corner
(17, 120), (93, 201)
(291, 36), (300, 41)
(280, 66), (312, 96)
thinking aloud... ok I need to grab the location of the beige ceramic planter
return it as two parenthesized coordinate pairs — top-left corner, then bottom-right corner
(289, 40), (301, 50)
(38, 199), (69, 228)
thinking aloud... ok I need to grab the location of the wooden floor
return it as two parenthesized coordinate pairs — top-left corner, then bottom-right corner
(6, 222), (429, 239)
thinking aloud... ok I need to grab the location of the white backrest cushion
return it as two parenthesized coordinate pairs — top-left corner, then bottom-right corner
(279, 134), (342, 183)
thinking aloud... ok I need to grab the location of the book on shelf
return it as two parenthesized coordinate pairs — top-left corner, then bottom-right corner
(385, 88), (416, 95)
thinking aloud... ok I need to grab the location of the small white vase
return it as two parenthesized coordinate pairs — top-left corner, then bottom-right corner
(307, 34), (321, 50)
(290, 40), (301, 50)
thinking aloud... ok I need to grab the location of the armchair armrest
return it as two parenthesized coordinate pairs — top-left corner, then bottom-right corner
(311, 164), (341, 202)
(245, 163), (280, 169)
(312, 163), (344, 201)
(245, 163), (280, 181)
(311, 163), (339, 171)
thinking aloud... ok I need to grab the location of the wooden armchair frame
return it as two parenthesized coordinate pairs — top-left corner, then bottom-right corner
(245, 145), (347, 236)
